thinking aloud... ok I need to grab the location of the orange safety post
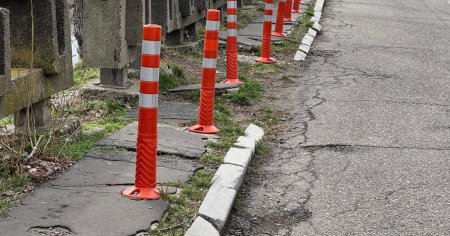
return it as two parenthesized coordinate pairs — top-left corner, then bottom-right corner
(284, 0), (294, 22)
(256, 0), (276, 64)
(224, 0), (240, 84)
(272, 0), (287, 37)
(188, 10), (221, 134)
(292, 0), (302, 13)
(122, 24), (162, 200)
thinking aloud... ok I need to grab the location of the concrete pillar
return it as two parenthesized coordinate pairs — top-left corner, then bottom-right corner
(14, 97), (52, 129)
(100, 68), (128, 88)
(0, 7), (11, 97)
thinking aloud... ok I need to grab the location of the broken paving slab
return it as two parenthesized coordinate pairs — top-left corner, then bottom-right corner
(125, 101), (198, 121)
(0, 183), (169, 236)
(168, 83), (238, 93)
(0, 149), (204, 236)
(49, 153), (195, 187)
(86, 149), (202, 173)
(97, 122), (207, 158)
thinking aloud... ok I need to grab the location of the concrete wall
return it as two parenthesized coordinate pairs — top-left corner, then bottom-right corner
(0, 1), (73, 127)
(83, 0), (229, 87)
(0, 8), (11, 97)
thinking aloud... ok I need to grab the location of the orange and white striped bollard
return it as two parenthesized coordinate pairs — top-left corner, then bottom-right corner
(256, 0), (276, 64)
(122, 24), (161, 200)
(284, 0), (294, 22)
(292, 0), (302, 13)
(224, 0), (240, 84)
(272, 0), (287, 37)
(188, 10), (220, 134)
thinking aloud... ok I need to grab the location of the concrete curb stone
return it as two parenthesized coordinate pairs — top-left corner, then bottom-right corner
(234, 136), (257, 154)
(299, 44), (311, 54)
(212, 164), (246, 191)
(294, 50), (307, 61)
(223, 147), (253, 171)
(198, 184), (237, 231)
(294, 0), (326, 61)
(184, 124), (264, 235)
(244, 123), (264, 142)
(302, 35), (315, 46)
(307, 28), (318, 38)
(185, 217), (220, 236)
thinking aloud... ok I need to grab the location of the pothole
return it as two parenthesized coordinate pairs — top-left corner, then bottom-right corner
(28, 226), (73, 236)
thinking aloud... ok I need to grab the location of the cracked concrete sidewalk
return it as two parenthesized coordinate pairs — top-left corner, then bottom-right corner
(226, 0), (450, 235)
(0, 102), (207, 236)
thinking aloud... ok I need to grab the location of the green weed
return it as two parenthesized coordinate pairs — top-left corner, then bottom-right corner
(226, 76), (263, 106)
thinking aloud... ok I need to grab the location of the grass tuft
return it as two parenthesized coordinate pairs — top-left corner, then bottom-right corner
(226, 76), (263, 106)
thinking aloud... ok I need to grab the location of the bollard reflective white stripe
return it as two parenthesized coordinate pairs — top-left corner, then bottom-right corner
(227, 1), (237, 8)
(264, 15), (272, 22)
(203, 58), (217, 69)
(227, 15), (237, 22)
(206, 21), (220, 31)
(265, 3), (273, 10)
(227, 29), (238, 36)
(140, 67), (160, 82)
(142, 41), (161, 55)
(139, 94), (158, 108)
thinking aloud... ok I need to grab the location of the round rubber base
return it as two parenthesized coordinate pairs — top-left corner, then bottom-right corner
(292, 10), (301, 13)
(222, 79), (242, 85)
(122, 186), (160, 200)
(255, 57), (276, 64)
(271, 32), (287, 38)
(188, 124), (219, 134)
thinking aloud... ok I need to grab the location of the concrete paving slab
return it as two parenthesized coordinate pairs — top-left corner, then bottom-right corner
(168, 83), (238, 93)
(49, 154), (193, 187)
(0, 183), (169, 236)
(97, 122), (207, 158)
(85, 149), (203, 173)
(125, 101), (198, 121)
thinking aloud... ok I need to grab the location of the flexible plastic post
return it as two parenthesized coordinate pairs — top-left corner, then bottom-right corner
(284, 0), (294, 22)
(188, 10), (220, 134)
(224, 0), (240, 84)
(292, 0), (302, 13)
(272, 0), (287, 37)
(256, 0), (276, 64)
(122, 24), (161, 200)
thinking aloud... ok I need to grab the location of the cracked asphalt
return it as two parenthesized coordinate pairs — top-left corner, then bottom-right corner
(225, 0), (450, 235)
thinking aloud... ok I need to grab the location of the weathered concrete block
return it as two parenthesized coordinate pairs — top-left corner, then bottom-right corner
(314, 0), (325, 12)
(0, 8), (11, 97)
(314, 10), (322, 19)
(307, 28), (317, 38)
(83, 0), (128, 68)
(1, 0), (62, 75)
(244, 124), (264, 142)
(0, 0), (73, 124)
(311, 16), (320, 22)
(299, 44), (311, 54)
(223, 147), (253, 170)
(14, 97), (52, 129)
(212, 164), (245, 191)
(312, 21), (322, 32)
(234, 136), (257, 154)
(302, 35), (315, 46)
(126, 0), (145, 47)
(198, 184), (236, 231)
(180, 0), (195, 17)
(185, 217), (220, 236)
(100, 68), (128, 88)
(294, 50), (307, 61)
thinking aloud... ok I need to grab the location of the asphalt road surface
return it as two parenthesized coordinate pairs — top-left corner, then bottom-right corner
(226, 0), (450, 235)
